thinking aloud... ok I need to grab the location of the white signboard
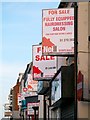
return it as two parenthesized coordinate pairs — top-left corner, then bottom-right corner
(32, 45), (57, 80)
(42, 8), (74, 55)
(27, 74), (38, 92)
(27, 102), (39, 115)
(27, 105), (34, 115)
(51, 72), (61, 105)
(17, 93), (24, 105)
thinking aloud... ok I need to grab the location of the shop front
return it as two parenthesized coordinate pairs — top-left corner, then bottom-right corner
(50, 63), (75, 119)
(25, 95), (39, 120)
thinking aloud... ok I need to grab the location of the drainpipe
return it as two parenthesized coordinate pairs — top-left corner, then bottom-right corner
(74, 2), (78, 120)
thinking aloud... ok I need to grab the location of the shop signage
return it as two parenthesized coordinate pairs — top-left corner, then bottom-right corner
(28, 102), (40, 106)
(17, 93), (21, 105)
(32, 45), (57, 80)
(51, 72), (61, 104)
(27, 102), (39, 115)
(23, 87), (28, 92)
(21, 99), (27, 109)
(42, 8), (74, 55)
(17, 93), (25, 105)
(27, 74), (38, 92)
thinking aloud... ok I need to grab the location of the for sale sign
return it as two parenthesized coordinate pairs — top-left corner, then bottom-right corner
(42, 8), (74, 55)
(32, 45), (57, 80)
(27, 74), (38, 92)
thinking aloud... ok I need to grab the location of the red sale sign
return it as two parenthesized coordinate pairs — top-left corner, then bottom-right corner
(32, 45), (57, 80)
(42, 8), (74, 56)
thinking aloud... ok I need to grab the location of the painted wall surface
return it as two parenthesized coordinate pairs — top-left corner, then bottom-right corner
(78, 2), (90, 119)
(12, 111), (19, 119)
(51, 108), (61, 119)
(88, 2), (90, 119)
(38, 95), (44, 118)
(78, 101), (89, 118)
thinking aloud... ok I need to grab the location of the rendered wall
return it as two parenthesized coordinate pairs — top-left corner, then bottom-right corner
(78, 2), (90, 119)
(38, 95), (44, 118)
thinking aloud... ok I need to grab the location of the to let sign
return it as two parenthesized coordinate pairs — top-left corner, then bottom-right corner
(42, 8), (74, 56)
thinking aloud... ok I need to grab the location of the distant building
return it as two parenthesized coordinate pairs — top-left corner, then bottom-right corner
(19, 62), (39, 119)
(12, 78), (21, 119)
(4, 103), (12, 118)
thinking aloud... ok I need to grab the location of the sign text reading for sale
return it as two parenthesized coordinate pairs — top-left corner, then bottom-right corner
(35, 46), (55, 61)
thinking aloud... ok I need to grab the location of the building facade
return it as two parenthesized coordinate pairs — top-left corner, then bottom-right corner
(78, 2), (90, 119)
(12, 79), (20, 119)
